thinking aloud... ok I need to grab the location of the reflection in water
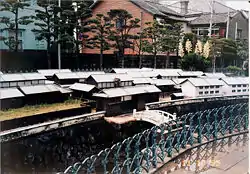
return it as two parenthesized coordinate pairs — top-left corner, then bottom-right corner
(169, 134), (248, 173)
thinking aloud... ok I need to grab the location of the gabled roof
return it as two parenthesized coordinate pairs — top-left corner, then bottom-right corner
(89, 73), (133, 83)
(91, 0), (183, 17)
(0, 88), (24, 99)
(190, 12), (236, 25)
(220, 77), (249, 85)
(69, 83), (97, 92)
(168, 0), (235, 15)
(93, 85), (161, 98)
(37, 69), (72, 77)
(181, 78), (223, 87)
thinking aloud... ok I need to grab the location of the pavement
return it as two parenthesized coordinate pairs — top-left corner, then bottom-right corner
(158, 141), (249, 174)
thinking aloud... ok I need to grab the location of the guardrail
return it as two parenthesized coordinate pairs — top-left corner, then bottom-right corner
(0, 111), (105, 143)
(146, 95), (249, 109)
(133, 109), (176, 126)
(59, 102), (248, 174)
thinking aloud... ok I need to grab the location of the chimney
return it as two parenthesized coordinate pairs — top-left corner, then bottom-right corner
(180, 0), (189, 15)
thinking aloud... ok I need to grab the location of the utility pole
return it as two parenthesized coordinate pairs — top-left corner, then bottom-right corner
(208, 0), (214, 37)
(58, 0), (61, 69)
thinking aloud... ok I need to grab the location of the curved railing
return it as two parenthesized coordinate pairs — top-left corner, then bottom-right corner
(58, 102), (248, 174)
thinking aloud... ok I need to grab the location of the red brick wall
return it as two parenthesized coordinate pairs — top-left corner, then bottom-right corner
(82, 0), (154, 54)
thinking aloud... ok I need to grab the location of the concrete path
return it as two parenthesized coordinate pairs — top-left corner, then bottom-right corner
(161, 143), (249, 174)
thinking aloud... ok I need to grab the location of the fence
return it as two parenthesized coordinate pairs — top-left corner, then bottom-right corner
(58, 102), (248, 174)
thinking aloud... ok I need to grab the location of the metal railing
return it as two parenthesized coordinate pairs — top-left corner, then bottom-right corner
(146, 95), (249, 110)
(58, 102), (248, 174)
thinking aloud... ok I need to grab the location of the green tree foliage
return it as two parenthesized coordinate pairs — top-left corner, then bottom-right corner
(88, 14), (111, 69)
(236, 39), (248, 60)
(32, 0), (61, 68)
(131, 31), (146, 68)
(142, 20), (163, 69)
(143, 20), (182, 68)
(181, 53), (210, 71)
(160, 22), (182, 68)
(107, 9), (140, 68)
(0, 0), (33, 51)
(61, 0), (92, 54)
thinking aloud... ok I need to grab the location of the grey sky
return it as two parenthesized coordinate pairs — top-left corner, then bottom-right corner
(226, 1), (250, 10)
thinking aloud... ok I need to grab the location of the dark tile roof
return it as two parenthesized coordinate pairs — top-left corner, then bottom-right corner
(190, 12), (235, 25)
(91, 0), (183, 17)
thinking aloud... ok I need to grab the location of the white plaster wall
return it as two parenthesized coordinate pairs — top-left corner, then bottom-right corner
(181, 81), (196, 97)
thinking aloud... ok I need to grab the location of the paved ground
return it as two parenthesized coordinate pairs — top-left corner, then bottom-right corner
(159, 140), (249, 174)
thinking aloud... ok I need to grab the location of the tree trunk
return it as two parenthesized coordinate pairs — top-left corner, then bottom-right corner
(138, 52), (142, 69)
(121, 49), (125, 68)
(15, 8), (18, 52)
(165, 52), (170, 69)
(47, 39), (51, 69)
(100, 49), (103, 69)
(154, 52), (157, 69)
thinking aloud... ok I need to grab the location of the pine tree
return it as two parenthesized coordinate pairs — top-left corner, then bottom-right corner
(0, 0), (33, 51)
(32, 0), (61, 68)
(61, 0), (92, 54)
(88, 14), (111, 69)
(131, 31), (146, 68)
(107, 9), (140, 68)
(160, 22), (182, 68)
(142, 20), (162, 69)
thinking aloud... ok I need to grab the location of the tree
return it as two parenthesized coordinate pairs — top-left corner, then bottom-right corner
(142, 20), (162, 69)
(180, 39), (210, 71)
(160, 22), (182, 68)
(181, 53), (210, 71)
(61, 0), (92, 54)
(107, 9), (140, 68)
(88, 14), (111, 69)
(131, 31), (146, 68)
(0, 0), (32, 51)
(32, 0), (61, 68)
(236, 39), (248, 61)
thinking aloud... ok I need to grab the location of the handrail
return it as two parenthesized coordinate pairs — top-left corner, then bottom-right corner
(146, 95), (249, 109)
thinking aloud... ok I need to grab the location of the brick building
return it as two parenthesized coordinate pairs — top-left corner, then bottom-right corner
(82, 0), (185, 68)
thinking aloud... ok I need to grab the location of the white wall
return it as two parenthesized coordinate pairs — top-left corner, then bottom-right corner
(222, 83), (249, 96)
(181, 81), (196, 97)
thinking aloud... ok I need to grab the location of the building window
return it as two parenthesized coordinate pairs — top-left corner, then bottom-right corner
(243, 85), (247, 87)
(232, 85), (236, 88)
(32, 80), (38, 85)
(237, 29), (242, 39)
(237, 89), (241, 92)
(210, 91), (214, 94)
(216, 86), (220, 88)
(107, 82), (111, 88)
(199, 92), (203, 95)
(210, 86), (214, 89)
(199, 86), (203, 89)
(215, 91), (219, 93)
(121, 95), (132, 101)
(232, 90), (236, 93)
(243, 89), (246, 92)
(205, 91), (208, 94)
(237, 85), (241, 87)
(205, 86), (209, 89)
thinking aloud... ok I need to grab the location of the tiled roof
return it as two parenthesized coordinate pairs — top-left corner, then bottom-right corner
(37, 69), (72, 77)
(90, 73), (133, 83)
(181, 78), (223, 87)
(0, 88), (24, 99)
(69, 83), (96, 92)
(168, 0), (235, 15)
(221, 77), (249, 85)
(190, 12), (230, 25)
(91, 0), (182, 17)
(93, 85), (161, 98)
